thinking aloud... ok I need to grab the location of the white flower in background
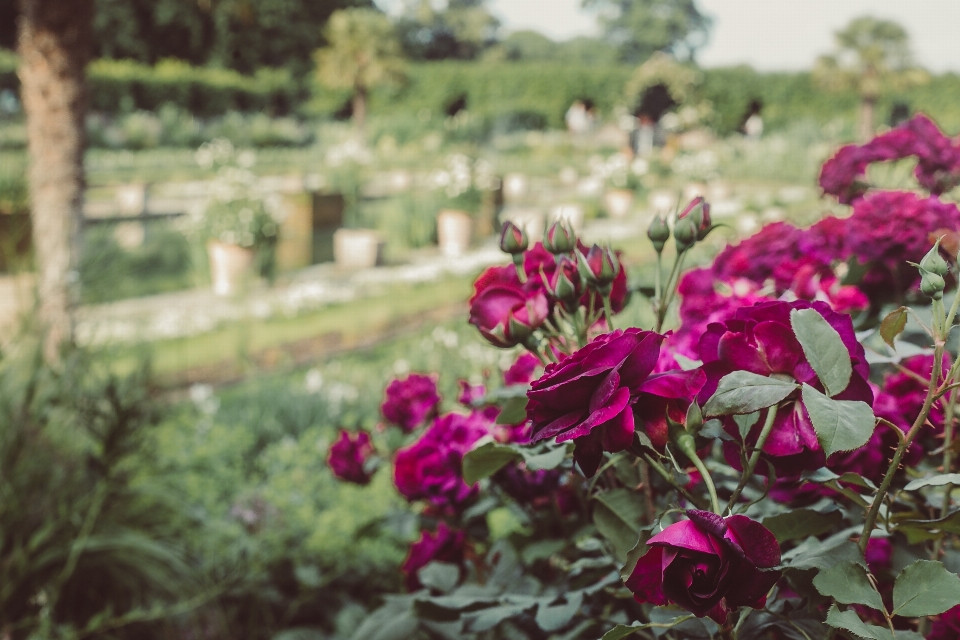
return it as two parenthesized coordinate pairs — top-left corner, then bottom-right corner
(393, 359), (410, 375)
(237, 149), (257, 168)
(189, 383), (220, 415)
(305, 368), (324, 393)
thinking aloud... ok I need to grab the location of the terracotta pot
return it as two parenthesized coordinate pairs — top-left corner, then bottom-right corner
(437, 209), (473, 257)
(604, 189), (634, 219)
(333, 228), (383, 269)
(207, 240), (256, 296)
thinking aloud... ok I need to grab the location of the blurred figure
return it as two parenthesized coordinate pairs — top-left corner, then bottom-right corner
(889, 101), (911, 127)
(565, 99), (590, 134)
(741, 98), (764, 139)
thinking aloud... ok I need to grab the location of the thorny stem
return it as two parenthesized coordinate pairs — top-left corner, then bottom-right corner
(726, 406), (778, 513)
(637, 451), (705, 510)
(859, 343), (945, 555)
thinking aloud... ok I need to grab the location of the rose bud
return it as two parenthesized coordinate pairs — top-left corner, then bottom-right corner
(679, 196), (712, 241)
(673, 217), (698, 253)
(919, 238), (949, 277)
(625, 510), (781, 623)
(576, 244), (620, 289)
(327, 430), (375, 485)
(921, 270), (945, 299)
(543, 219), (577, 254)
(499, 220), (528, 255)
(647, 215), (670, 253)
(541, 254), (582, 309)
(469, 285), (549, 348)
(381, 373), (441, 432)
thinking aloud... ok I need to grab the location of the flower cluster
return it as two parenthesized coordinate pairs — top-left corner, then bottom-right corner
(381, 373), (441, 432)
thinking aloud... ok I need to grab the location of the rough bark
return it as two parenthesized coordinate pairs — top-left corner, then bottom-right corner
(17, 0), (93, 362)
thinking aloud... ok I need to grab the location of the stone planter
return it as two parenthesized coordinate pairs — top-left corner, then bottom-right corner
(207, 240), (256, 296)
(604, 189), (635, 219)
(437, 209), (473, 257)
(333, 228), (383, 269)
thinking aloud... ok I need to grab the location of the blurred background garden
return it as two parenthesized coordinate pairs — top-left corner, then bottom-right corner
(1, 0), (959, 638)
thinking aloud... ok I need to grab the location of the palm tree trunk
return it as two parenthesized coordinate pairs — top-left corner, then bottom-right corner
(859, 96), (876, 142)
(17, 0), (93, 362)
(352, 86), (367, 133)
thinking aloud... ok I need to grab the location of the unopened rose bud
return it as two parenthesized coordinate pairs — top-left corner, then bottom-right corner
(673, 218), (698, 253)
(647, 215), (670, 253)
(921, 271), (945, 300)
(543, 220), (577, 254)
(542, 256), (581, 307)
(499, 221), (528, 255)
(577, 244), (620, 289)
(678, 197), (713, 241)
(920, 240), (949, 277)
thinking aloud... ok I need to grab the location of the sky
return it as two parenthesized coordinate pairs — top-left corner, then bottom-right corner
(482, 0), (960, 73)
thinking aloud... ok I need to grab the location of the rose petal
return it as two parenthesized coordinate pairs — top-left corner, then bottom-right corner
(724, 515), (781, 568)
(573, 429), (604, 477)
(753, 321), (802, 374)
(626, 546), (668, 606)
(600, 405), (636, 453)
(648, 520), (718, 555)
(637, 368), (707, 400)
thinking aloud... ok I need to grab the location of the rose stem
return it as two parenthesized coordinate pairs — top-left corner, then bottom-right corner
(656, 250), (687, 333)
(637, 450), (705, 510)
(676, 439), (721, 515)
(943, 277), (960, 329)
(602, 293), (616, 332)
(654, 252), (663, 309)
(725, 406), (778, 514)
(858, 343), (944, 555)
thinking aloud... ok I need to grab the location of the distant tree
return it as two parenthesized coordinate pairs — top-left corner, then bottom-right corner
(396, 0), (499, 60)
(582, 0), (711, 63)
(482, 30), (558, 62)
(315, 8), (405, 131)
(17, 0), (94, 362)
(813, 16), (928, 141)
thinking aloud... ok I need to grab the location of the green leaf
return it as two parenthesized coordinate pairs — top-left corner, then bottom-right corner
(892, 560), (960, 617)
(601, 625), (643, 640)
(521, 539), (567, 565)
(895, 510), (960, 543)
(592, 489), (645, 560)
(903, 474), (960, 491)
(762, 508), (843, 543)
(463, 603), (534, 633)
(523, 444), (568, 471)
(496, 395), (529, 425)
(620, 536), (648, 583)
(791, 308), (853, 396)
(417, 562), (460, 593)
(733, 411), (760, 439)
(535, 592), (583, 632)
(801, 384), (875, 457)
(880, 307), (909, 349)
(825, 604), (892, 640)
(813, 561), (886, 612)
(781, 533), (864, 571)
(462, 440), (520, 485)
(703, 371), (797, 417)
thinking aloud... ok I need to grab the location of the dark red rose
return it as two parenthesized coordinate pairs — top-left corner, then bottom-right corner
(625, 510), (781, 623)
(698, 300), (873, 476)
(527, 328), (669, 476)
(469, 264), (549, 348)
(400, 522), (466, 591)
(503, 352), (540, 386)
(929, 604), (960, 640)
(381, 373), (441, 432)
(393, 411), (492, 509)
(327, 429), (374, 485)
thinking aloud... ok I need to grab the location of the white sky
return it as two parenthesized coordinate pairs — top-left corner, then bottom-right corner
(481, 0), (960, 73)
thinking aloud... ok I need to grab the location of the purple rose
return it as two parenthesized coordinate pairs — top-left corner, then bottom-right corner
(504, 352), (540, 386)
(698, 300), (873, 476)
(711, 222), (806, 286)
(327, 430), (374, 485)
(457, 380), (486, 407)
(929, 605), (960, 640)
(393, 411), (492, 509)
(381, 373), (441, 432)
(625, 510), (781, 623)
(400, 522), (466, 591)
(874, 354), (950, 457)
(493, 462), (564, 508)
(526, 328), (666, 477)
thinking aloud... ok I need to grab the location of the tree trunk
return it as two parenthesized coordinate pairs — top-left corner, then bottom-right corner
(859, 96), (876, 142)
(352, 86), (367, 133)
(17, 0), (93, 363)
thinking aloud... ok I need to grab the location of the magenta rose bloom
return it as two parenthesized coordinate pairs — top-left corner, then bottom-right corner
(711, 222), (806, 286)
(381, 373), (441, 432)
(527, 328), (683, 476)
(327, 429), (374, 485)
(698, 300), (873, 476)
(625, 510), (781, 623)
(930, 605), (960, 640)
(400, 522), (466, 591)
(504, 352), (541, 386)
(469, 263), (549, 348)
(393, 411), (492, 509)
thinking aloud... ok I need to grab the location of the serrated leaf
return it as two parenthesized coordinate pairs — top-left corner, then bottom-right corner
(903, 474), (960, 491)
(734, 411), (760, 439)
(462, 440), (520, 484)
(781, 532), (864, 571)
(802, 384), (875, 457)
(762, 508), (843, 543)
(417, 562), (460, 593)
(892, 560), (960, 617)
(895, 510), (960, 543)
(791, 308), (853, 396)
(593, 489), (645, 560)
(601, 625), (643, 640)
(703, 371), (797, 417)
(496, 395), (529, 425)
(813, 561), (886, 612)
(880, 307), (909, 349)
(523, 444), (568, 471)
(825, 605), (892, 639)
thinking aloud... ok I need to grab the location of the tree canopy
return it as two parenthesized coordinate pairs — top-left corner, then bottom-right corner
(395, 0), (499, 60)
(582, 0), (711, 63)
